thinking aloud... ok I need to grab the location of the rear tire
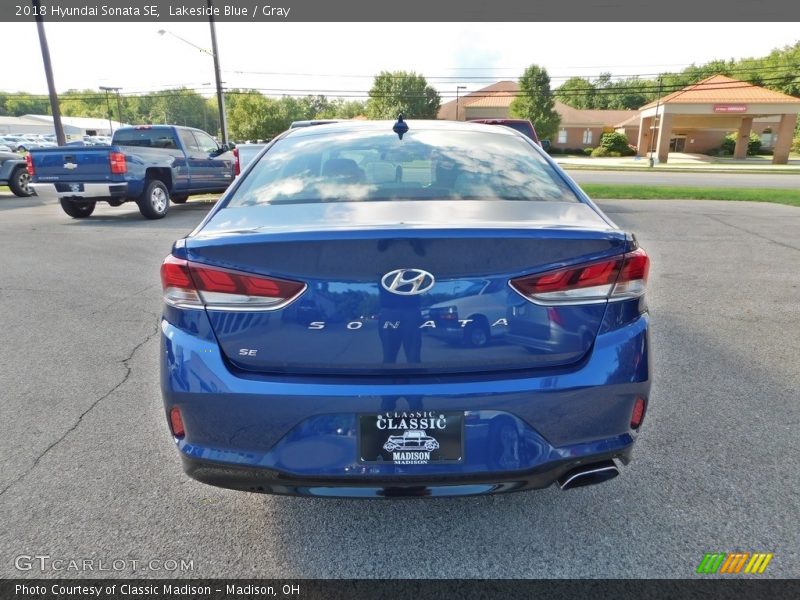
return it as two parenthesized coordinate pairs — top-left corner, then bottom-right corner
(9, 166), (34, 197)
(59, 199), (96, 218)
(136, 179), (169, 219)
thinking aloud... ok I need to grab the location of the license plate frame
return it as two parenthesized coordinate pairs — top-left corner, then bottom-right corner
(358, 412), (464, 464)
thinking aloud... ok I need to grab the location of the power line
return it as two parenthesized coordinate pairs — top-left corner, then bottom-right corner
(0, 75), (797, 104)
(223, 63), (800, 81)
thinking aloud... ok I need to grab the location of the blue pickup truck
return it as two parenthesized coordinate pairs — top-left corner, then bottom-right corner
(28, 125), (235, 219)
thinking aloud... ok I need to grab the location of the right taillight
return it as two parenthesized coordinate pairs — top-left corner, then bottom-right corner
(160, 255), (306, 311)
(25, 154), (34, 176)
(510, 248), (650, 305)
(233, 147), (240, 176)
(109, 151), (127, 174)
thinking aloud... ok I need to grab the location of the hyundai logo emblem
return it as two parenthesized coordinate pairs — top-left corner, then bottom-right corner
(381, 268), (435, 296)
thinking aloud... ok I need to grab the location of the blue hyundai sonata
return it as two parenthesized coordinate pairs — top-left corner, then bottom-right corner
(160, 118), (650, 497)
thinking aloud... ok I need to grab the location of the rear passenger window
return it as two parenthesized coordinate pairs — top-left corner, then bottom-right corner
(113, 129), (178, 149)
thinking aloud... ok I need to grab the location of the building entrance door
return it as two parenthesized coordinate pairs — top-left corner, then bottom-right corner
(669, 136), (686, 152)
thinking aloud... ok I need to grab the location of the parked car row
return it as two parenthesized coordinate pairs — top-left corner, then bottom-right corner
(0, 134), (57, 152)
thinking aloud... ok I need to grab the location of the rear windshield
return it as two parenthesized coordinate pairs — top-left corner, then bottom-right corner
(228, 129), (579, 206)
(502, 122), (536, 140)
(112, 128), (178, 149)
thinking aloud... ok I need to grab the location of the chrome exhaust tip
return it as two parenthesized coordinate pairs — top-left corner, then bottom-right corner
(558, 460), (620, 490)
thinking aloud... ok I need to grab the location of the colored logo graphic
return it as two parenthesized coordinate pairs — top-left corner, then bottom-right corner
(696, 553), (773, 574)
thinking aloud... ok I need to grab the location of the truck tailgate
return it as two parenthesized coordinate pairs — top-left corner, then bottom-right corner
(30, 146), (118, 183)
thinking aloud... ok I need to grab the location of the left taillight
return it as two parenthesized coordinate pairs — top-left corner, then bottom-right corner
(510, 248), (650, 305)
(233, 147), (240, 176)
(160, 255), (306, 311)
(25, 154), (34, 176)
(109, 151), (127, 174)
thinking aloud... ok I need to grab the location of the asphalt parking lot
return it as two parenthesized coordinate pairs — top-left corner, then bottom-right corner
(0, 193), (798, 578)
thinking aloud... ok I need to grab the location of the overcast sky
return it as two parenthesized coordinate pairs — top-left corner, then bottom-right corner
(3, 22), (799, 99)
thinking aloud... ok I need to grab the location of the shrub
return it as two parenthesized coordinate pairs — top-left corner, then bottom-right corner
(719, 132), (762, 156)
(546, 146), (562, 155)
(792, 131), (800, 154)
(590, 146), (609, 157)
(599, 131), (636, 156)
(583, 147), (594, 156)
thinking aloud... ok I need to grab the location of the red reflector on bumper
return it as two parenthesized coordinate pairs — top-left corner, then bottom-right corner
(631, 397), (646, 429)
(170, 407), (185, 438)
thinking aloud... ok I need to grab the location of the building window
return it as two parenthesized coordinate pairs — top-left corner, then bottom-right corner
(558, 128), (567, 144)
(582, 129), (593, 145)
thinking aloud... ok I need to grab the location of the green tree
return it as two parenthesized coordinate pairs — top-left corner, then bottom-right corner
(144, 88), (211, 130)
(598, 131), (635, 156)
(510, 64), (560, 140)
(313, 98), (367, 119)
(720, 132), (763, 156)
(297, 95), (331, 119)
(226, 91), (301, 140)
(333, 99), (367, 119)
(366, 71), (440, 119)
(555, 77), (595, 109)
(4, 94), (50, 116)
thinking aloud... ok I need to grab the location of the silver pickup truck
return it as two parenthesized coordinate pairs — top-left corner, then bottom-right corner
(0, 150), (33, 197)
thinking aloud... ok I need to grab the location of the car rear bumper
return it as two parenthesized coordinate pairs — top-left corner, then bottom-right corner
(29, 182), (128, 202)
(161, 306), (650, 497)
(180, 446), (633, 497)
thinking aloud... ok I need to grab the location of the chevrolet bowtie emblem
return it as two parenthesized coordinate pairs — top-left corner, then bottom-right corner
(64, 162), (78, 170)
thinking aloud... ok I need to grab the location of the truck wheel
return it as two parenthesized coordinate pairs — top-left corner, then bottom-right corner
(137, 179), (169, 219)
(171, 195), (188, 204)
(59, 199), (96, 218)
(8, 166), (34, 197)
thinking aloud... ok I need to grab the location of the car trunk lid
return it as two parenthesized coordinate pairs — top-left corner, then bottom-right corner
(185, 200), (628, 375)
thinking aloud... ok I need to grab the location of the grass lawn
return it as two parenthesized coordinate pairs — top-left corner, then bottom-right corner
(581, 184), (800, 208)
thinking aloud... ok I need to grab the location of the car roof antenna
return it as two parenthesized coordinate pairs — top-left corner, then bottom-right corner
(393, 114), (409, 140)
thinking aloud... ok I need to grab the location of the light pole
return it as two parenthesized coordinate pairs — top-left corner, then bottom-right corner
(157, 9), (228, 144)
(456, 86), (467, 121)
(100, 86), (121, 133)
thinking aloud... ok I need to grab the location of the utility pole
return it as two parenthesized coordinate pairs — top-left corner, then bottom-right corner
(648, 76), (663, 168)
(207, 0), (228, 145)
(115, 89), (123, 126)
(456, 86), (467, 121)
(32, 0), (65, 145)
(100, 87), (123, 131)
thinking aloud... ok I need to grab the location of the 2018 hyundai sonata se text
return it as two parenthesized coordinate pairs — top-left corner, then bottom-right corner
(160, 118), (651, 498)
